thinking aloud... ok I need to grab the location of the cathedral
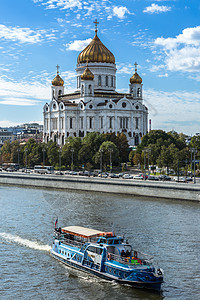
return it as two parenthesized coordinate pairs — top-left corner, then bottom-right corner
(43, 22), (148, 146)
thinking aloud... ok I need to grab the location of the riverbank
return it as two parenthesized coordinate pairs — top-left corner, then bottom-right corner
(0, 172), (199, 202)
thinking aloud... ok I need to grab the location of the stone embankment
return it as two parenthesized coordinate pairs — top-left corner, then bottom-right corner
(0, 172), (199, 202)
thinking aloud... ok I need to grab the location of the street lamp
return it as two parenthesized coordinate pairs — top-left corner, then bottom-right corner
(25, 148), (28, 173)
(17, 148), (20, 168)
(99, 149), (103, 176)
(108, 148), (113, 173)
(71, 148), (74, 171)
(190, 148), (197, 184)
(142, 148), (150, 179)
(59, 147), (62, 173)
(42, 148), (46, 166)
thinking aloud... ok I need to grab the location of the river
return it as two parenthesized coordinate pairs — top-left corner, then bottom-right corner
(0, 185), (199, 299)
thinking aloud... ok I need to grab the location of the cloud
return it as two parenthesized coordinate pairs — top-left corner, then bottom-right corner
(38, 0), (82, 10)
(65, 38), (92, 51)
(113, 6), (130, 19)
(0, 24), (42, 44)
(143, 4), (171, 14)
(154, 26), (200, 73)
(0, 24), (56, 44)
(144, 89), (200, 134)
(0, 68), (76, 107)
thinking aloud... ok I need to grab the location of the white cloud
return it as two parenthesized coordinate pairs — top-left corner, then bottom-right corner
(39, 0), (82, 10)
(0, 24), (43, 44)
(154, 26), (200, 73)
(113, 6), (130, 19)
(144, 89), (200, 134)
(143, 4), (171, 14)
(66, 38), (92, 51)
(0, 24), (56, 44)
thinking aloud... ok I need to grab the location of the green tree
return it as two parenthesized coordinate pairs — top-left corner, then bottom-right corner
(62, 136), (82, 168)
(47, 141), (59, 167)
(93, 141), (119, 170)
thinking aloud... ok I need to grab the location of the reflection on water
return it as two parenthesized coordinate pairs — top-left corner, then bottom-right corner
(0, 186), (199, 299)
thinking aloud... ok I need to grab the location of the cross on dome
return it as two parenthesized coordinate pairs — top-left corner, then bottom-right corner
(134, 62), (138, 72)
(94, 19), (99, 33)
(56, 64), (60, 74)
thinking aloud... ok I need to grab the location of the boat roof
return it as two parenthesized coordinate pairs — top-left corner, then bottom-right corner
(62, 226), (105, 238)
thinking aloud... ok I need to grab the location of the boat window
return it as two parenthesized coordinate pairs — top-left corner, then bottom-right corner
(96, 248), (103, 255)
(87, 246), (96, 253)
(108, 239), (113, 245)
(114, 240), (120, 244)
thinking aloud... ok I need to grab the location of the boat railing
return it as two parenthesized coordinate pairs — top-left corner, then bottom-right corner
(55, 234), (85, 248)
(107, 251), (153, 266)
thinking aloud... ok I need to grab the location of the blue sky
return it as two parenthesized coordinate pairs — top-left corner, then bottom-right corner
(0, 0), (200, 135)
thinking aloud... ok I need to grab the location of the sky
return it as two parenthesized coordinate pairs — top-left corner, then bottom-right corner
(0, 0), (200, 136)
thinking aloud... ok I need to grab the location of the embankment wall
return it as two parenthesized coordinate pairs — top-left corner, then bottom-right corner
(0, 173), (200, 202)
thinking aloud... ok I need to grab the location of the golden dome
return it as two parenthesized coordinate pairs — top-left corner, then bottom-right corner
(52, 65), (64, 86)
(77, 33), (115, 64)
(130, 62), (142, 84)
(81, 66), (94, 80)
(130, 72), (142, 84)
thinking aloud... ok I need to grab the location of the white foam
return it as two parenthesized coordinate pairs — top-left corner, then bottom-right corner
(0, 232), (51, 252)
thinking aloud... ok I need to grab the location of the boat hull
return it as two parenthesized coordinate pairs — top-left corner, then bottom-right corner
(51, 249), (163, 291)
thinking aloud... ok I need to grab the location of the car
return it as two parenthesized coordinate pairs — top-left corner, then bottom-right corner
(123, 174), (133, 179)
(147, 175), (159, 181)
(55, 171), (64, 175)
(109, 173), (120, 178)
(69, 171), (77, 175)
(159, 175), (171, 181)
(6, 168), (15, 172)
(133, 174), (143, 180)
(98, 173), (108, 178)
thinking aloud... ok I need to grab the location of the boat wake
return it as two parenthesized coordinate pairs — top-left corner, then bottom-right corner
(0, 232), (51, 252)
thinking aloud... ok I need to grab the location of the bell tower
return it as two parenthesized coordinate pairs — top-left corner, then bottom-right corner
(129, 62), (143, 100)
(51, 65), (64, 100)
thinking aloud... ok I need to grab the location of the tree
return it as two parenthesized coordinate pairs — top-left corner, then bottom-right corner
(62, 136), (82, 168)
(1, 140), (12, 163)
(47, 141), (59, 167)
(93, 141), (119, 169)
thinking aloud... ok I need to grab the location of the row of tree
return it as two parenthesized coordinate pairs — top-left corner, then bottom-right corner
(129, 130), (200, 174)
(0, 132), (129, 170)
(0, 130), (199, 173)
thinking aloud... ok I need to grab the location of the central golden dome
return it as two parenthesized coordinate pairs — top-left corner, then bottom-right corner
(77, 33), (115, 64)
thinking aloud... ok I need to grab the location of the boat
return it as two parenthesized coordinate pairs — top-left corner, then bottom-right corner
(51, 225), (164, 291)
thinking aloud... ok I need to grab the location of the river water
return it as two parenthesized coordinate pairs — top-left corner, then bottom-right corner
(0, 185), (199, 300)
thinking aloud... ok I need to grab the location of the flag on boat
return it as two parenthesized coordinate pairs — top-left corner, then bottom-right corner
(55, 218), (58, 228)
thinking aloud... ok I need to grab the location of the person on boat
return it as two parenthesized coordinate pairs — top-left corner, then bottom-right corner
(121, 250), (126, 257)
(125, 250), (130, 257)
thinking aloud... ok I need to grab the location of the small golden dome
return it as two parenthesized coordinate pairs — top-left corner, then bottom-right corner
(130, 62), (142, 84)
(77, 33), (115, 64)
(81, 66), (94, 80)
(130, 72), (142, 84)
(52, 65), (64, 86)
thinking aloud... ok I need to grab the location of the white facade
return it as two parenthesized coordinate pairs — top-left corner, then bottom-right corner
(43, 33), (148, 146)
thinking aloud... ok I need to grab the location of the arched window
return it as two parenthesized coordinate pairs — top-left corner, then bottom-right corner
(59, 90), (62, 95)
(137, 88), (141, 97)
(88, 84), (92, 94)
(81, 85), (84, 96)
(70, 118), (73, 129)
(106, 76), (108, 86)
(135, 117), (138, 129)
(98, 75), (101, 86)
(89, 117), (93, 129)
(111, 76), (113, 87)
